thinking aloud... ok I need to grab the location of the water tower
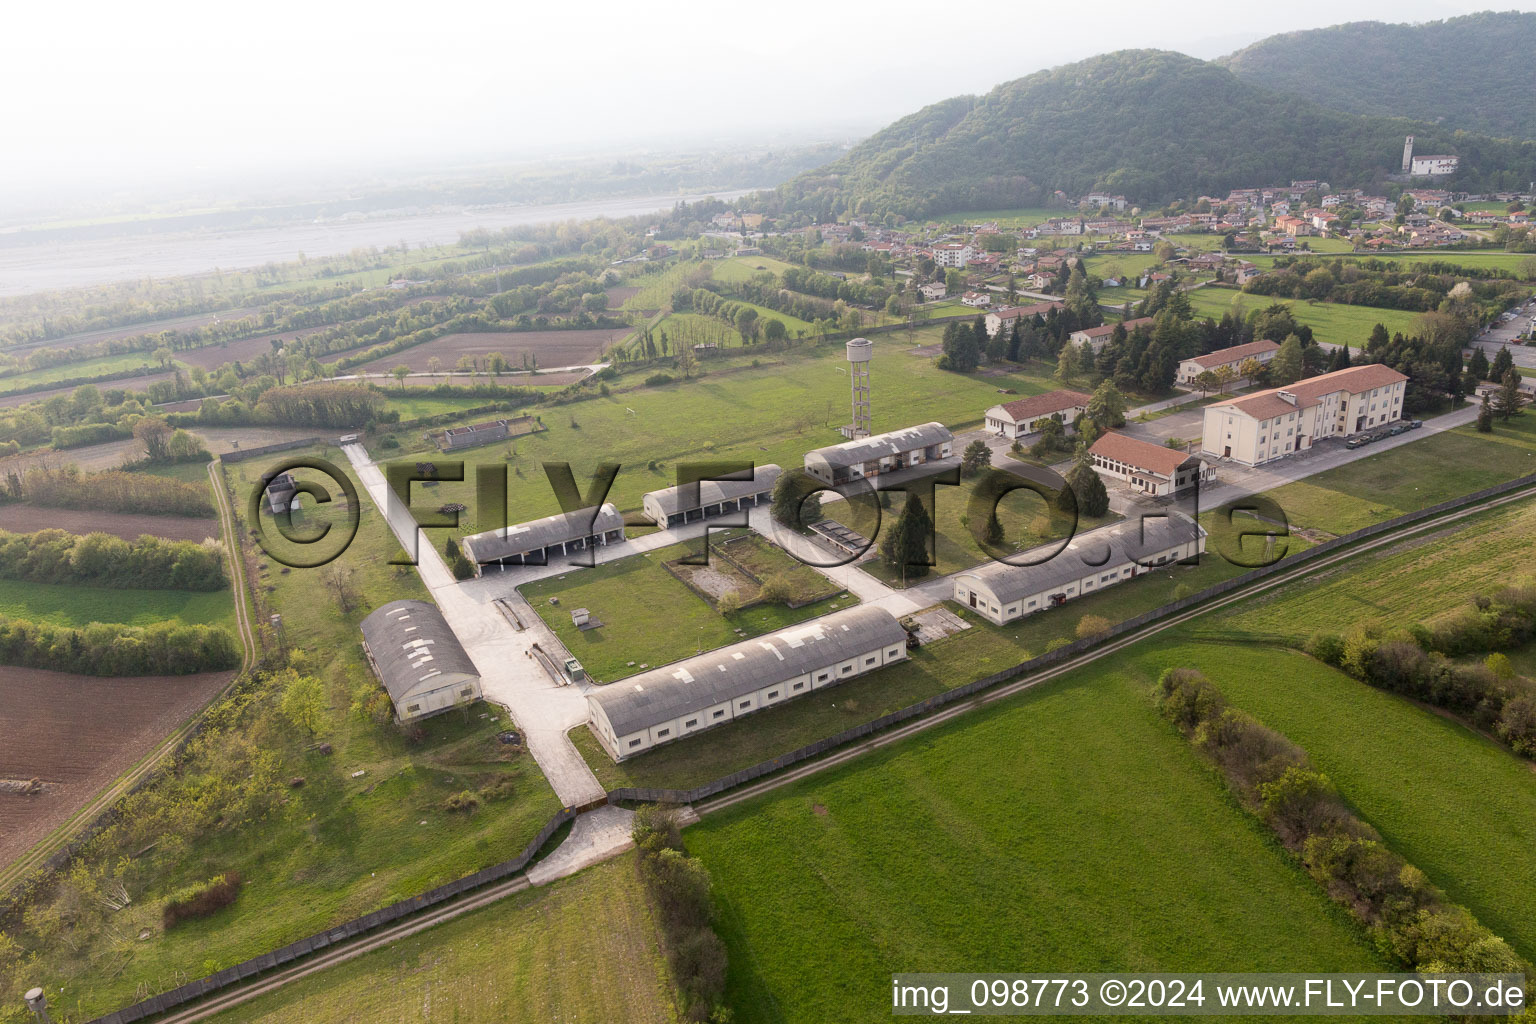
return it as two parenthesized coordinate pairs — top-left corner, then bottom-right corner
(24, 988), (51, 1023)
(841, 337), (872, 440)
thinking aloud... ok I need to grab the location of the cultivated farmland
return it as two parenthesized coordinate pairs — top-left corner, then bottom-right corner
(0, 503), (220, 542)
(0, 666), (234, 870)
(353, 328), (630, 374)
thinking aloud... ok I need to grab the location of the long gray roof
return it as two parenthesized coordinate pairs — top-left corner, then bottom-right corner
(589, 605), (906, 737)
(360, 599), (479, 703)
(643, 465), (782, 516)
(955, 512), (1205, 605)
(805, 422), (952, 468)
(461, 503), (624, 563)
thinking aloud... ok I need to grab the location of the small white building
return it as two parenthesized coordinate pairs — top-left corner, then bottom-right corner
(1176, 339), (1281, 385)
(360, 600), (481, 723)
(961, 291), (992, 307)
(804, 422), (953, 487)
(953, 513), (1207, 626)
(1089, 432), (1214, 496)
(1201, 364), (1409, 467)
(919, 281), (948, 301)
(642, 465), (781, 529)
(984, 389), (1091, 440)
(586, 606), (909, 759)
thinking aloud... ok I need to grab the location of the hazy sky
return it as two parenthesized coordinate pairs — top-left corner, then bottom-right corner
(3, 0), (1531, 203)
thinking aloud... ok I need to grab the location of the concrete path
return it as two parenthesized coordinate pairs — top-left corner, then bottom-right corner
(525, 805), (636, 885)
(342, 443), (606, 807)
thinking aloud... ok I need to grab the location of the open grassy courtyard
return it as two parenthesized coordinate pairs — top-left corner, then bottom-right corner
(520, 532), (855, 684)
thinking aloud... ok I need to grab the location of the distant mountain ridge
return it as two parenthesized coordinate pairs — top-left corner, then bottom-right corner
(767, 49), (1536, 221)
(1221, 12), (1536, 140)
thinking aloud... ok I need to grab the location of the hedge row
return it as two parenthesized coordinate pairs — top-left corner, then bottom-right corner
(0, 528), (226, 591)
(0, 615), (240, 676)
(0, 465), (214, 518)
(1157, 668), (1527, 976)
(1306, 583), (1536, 757)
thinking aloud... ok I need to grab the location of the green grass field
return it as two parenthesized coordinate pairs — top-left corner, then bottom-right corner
(0, 578), (234, 629)
(685, 650), (1389, 1024)
(1243, 411), (1536, 536)
(380, 336), (1067, 529)
(1084, 251), (1160, 280)
(711, 255), (800, 284)
(1185, 288), (1423, 347)
(1245, 250), (1536, 278)
(0, 350), (169, 393)
(1131, 640), (1536, 965)
(520, 534), (856, 684)
(205, 856), (675, 1024)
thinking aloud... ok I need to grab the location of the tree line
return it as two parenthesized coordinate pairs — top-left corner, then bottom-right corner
(0, 615), (240, 676)
(0, 465), (215, 517)
(1158, 667), (1527, 975)
(632, 806), (729, 1022)
(0, 528), (225, 591)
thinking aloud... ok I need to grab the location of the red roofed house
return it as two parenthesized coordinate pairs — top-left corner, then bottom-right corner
(1089, 432), (1214, 496)
(1201, 363), (1409, 467)
(1068, 317), (1154, 352)
(1176, 339), (1281, 385)
(984, 301), (1064, 338)
(984, 389), (1091, 440)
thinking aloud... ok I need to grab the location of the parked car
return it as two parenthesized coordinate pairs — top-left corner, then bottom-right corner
(1345, 437), (1368, 449)
(1388, 424), (1406, 435)
(1409, 419), (1423, 429)
(1371, 432), (1391, 442)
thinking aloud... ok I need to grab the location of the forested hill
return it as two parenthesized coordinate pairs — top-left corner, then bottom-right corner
(1221, 12), (1536, 140)
(766, 50), (1536, 221)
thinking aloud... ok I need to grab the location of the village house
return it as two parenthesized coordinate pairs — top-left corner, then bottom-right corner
(984, 389), (1091, 440)
(1201, 364), (1409, 467)
(931, 243), (975, 268)
(984, 301), (1064, 337)
(1069, 317), (1155, 352)
(1175, 339), (1280, 385)
(961, 291), (992, 307)
(919, 281), (948, 301)
(1089, 432), (1214, 496)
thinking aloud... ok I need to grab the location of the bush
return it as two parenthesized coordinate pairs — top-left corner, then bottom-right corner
(644, 372), (675, 387)
(163, 872), (243, 929)
(443, 790), (480, 814)
(631, 807), (729, 1021)
(715, 589), (742, 615)
(1075, 614), (1111, 639)
(1303, 631), (1346, 666)
(756, 573), (794, 605)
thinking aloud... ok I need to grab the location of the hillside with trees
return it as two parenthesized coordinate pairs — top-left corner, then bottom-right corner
(766, 49), (1536, 220)
(1221, 12), (1536, 141)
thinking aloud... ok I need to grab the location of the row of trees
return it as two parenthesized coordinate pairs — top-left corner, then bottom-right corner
(1158, 667), (1526, 974)
(0, 529), (226, 591)
(1244, 257), (1527, 318)
(0, 465), (214, 517)
(0, 615), (240, 676)
(1305, 585), (1536, 759)
(632, 807), (729, 1022)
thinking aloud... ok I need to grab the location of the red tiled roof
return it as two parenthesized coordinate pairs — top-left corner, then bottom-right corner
(1074, 317), (1154, 340)
(1187, 339), (1280, 369)
(992, 389), (1091, 424)
(1209, 363), (1408, 420)
(1089, 432), (1197, 478)
(990, 301), (1064, 321)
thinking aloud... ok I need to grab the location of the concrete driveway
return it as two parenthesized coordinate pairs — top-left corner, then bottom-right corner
(1471, 296), (1536, 371)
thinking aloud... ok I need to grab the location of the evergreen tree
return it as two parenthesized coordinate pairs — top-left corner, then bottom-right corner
(880, 494), (934, 583)
(983, 509), (1004, 546)
(1269, 333), (1306, 385)
(941, 321), (981, 372)
(1477, 392), (1495, 432)
(770, 473), (820, 528)
(1328, 344), (1352, 372)
(1491, 345), (1514, 383)
(1006, 321), (1023, 362)
(1087, 381), (1127, 429)
(960, 439), (992, 477)
(1468, 347), (1491, 381)
(1055, 343), (1080, 382)
(1366, 323), (1390, 352)
(1496, 369), (1525, 421)
(1056, 444), (1110, 518)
